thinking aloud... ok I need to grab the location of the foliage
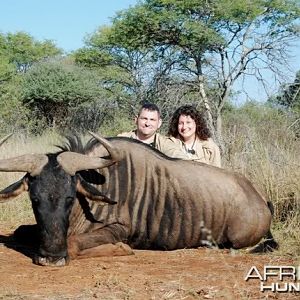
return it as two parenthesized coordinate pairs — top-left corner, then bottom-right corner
(0, 54), (15, 84)
(222, 101), (300, 255)
(271, 70), (300, 112)
(76, 0), (300, 145)
(0, 3), (299, 144)
(0, 31), (61, 84)
(74, 27), (165, 115)
(0, 32), (63, 134)
(99, 109), (135, 136)
(0, 34), (14, 83)
(1, 31), (62, 73)
(0, 75), (33, 135)
(20, 58), (111, 131)
(1, 102), (300, 256)
(223, 102), (300, 221)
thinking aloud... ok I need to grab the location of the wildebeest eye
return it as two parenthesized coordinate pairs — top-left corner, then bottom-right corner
(65, 197), (75, 207)
(31, 197), (39, 204)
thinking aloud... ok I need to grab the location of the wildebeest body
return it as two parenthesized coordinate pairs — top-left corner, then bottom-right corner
(0, 134), (276, 266)
(67, 137), (271, 252)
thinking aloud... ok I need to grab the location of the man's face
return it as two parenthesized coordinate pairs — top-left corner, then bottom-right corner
(135, 109), (162, 139)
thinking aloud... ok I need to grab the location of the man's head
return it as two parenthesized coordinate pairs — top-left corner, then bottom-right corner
(134, 103), (162, 141)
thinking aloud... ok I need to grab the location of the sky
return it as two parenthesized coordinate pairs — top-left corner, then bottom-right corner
(0, 0), (139, 52)
(0, 0), (299, 102)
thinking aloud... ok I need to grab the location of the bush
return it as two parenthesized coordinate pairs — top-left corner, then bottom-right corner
(223, 102), (300, 256)
(0, 77), (34, 135)
(21, 58), (111, 130)
(1, 102), (300, 257)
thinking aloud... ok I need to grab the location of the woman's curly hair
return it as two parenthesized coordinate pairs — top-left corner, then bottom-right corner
(167, 105), (211, 140)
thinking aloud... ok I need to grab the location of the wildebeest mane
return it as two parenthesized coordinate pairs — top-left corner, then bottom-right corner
(56, 134), (106, 184)
(56, 134), (86, 154)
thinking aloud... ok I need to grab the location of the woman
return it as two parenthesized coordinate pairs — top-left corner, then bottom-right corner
(168, 105), (221, 167)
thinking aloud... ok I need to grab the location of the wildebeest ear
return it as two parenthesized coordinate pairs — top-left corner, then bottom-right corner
(76, 176), (116, 205)
(79, 170), (106, 185)
(0, 176), (29, 202)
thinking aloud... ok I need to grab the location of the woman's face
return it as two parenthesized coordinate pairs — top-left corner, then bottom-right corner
(178, 114), (196, 142)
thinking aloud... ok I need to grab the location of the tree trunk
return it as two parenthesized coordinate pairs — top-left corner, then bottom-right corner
(215, 111), (225, 154)
(196, 75), (217, 139)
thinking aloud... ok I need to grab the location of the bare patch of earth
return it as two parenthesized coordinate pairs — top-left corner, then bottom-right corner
(0, 228), (298, 300)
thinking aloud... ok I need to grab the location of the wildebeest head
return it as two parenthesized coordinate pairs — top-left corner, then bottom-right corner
(0, 132), (121, 266)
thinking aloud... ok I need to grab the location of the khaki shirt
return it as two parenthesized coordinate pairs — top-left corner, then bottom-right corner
(117, 131), (187, 159)
(170, 137), (221, 167)
(117, 131), (221, 167)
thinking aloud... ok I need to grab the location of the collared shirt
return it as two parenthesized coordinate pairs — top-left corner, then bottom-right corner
(118, 130), (157, 147)
(170, 137), (221, 167)
(117, 131), (187, 159)
(117, 131), (221, 167)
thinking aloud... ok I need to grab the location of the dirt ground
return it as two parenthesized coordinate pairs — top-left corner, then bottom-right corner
(0, 226), (299, 300)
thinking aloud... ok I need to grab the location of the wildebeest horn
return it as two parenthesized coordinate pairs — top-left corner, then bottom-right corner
(0, 154), (49, 176)
(0, 133), (13, 147)
(57, 152), (118, 176)
(0, 134), (48, 176)
(88, 131), (122, 162)
(56, 132), (123, 175)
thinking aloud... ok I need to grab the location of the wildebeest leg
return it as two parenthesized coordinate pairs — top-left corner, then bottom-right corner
(72, 242), (133, 259)
(67, 224), (133, 259)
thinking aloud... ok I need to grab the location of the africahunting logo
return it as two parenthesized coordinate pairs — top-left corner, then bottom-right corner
(245, 266), (300, 293)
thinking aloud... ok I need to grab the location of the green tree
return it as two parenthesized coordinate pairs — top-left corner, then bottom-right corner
(0, 34), (15, 84)
(272, 70), (300, 111)
(269, 70), (300, 137)
(21, 58), (109, 130)
(0, 55), (15, 84)
(0, 31), (62, 101)
(82, 0), (300, 147)
(0, 31), (62, 73)
(0, 75), (32, 135)
(74, 26), (172, 116)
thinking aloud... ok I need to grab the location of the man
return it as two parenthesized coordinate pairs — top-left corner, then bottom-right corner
(118, 103), (162, 147)
(118, 103), (187, 158)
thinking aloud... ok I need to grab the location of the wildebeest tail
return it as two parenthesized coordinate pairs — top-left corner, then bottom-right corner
(249, 200), (279, 253)
(267, 201), (275, 216)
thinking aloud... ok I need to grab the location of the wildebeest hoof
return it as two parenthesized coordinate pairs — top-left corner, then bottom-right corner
(115, 242), (134, 255)
(33, 255), (69, 267)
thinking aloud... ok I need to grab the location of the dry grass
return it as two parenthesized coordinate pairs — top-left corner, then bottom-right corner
(223, 106), (300, 259)
(1, 116), (300, 259)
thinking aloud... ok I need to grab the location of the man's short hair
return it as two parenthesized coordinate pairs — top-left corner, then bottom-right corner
(138, 103), (160, 117)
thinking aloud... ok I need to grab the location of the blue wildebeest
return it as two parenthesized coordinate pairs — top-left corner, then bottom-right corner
(0, 132), (277, 266)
